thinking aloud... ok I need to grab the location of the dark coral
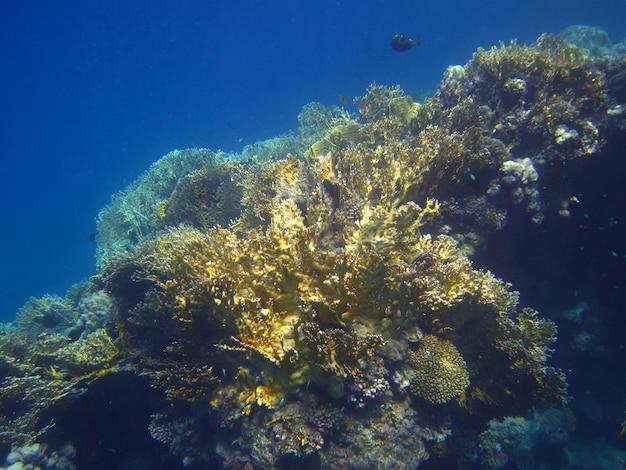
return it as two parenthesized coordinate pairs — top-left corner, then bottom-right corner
(162, 157), (243, 231)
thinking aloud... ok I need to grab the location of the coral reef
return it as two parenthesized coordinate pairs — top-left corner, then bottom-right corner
(11, 286), (113, 341)
(345, 356), (390, 407)
(487, 157), (542, 223)
(227, 392), (342, 468)
(431, 35), (614, 239)
(95, 103), (350, 267)
(3, 30), (626, 469)
(71, 288), (115, 337)
(161, 158), (243, 232)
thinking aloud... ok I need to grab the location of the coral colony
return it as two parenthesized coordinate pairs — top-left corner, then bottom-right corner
(1, 31), (625, 469)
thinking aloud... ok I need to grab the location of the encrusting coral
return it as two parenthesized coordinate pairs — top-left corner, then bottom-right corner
(2, 32), (624, 469)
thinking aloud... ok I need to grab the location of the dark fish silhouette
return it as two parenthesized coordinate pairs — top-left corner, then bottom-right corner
(391, 34), (420, 52)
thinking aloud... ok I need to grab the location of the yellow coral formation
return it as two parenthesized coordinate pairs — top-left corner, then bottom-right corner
(411, 235), (518, 313)
(408, 335), (469, 403)
(101, 104), (562, 412)
(296, 322), (385, 377)
(55, 329), (119, 373)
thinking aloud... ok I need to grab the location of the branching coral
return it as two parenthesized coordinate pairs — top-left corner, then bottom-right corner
(494, 308), (568, 403)
(162, 158), (243, 231)
(14, 295), (77, 338)
(236, 393), (342, 466)
(0, 328), (119, 446)
(149, 408), (213, 466)
(95, 148), (216, 265)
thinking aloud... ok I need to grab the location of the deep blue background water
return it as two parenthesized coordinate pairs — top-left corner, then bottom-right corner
(1, 0), (626, 319)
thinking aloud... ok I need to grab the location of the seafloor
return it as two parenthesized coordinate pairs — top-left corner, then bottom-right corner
(1, 26), (625, 470)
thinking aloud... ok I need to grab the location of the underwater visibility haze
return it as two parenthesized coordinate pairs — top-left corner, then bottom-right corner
(1, 1), (626, 469)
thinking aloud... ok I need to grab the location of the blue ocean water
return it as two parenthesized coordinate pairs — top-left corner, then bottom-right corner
(2, 0), (626, 319)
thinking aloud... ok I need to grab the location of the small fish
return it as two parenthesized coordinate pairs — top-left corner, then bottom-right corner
(339, 94), (349, 106)
(391, 34), (420, 52)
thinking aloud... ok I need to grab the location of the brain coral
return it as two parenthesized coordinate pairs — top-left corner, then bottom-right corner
(408, 335), (470, 403)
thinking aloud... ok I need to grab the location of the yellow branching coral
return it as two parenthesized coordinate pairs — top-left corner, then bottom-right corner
(408, 335), (469, 403)
(151, 363), (219, 403)
(495, 308), (559, 380)
(236, 156), (304, 230)
(101, 139), (550, 412)
(296, 321), (385, 378)
(239, 384), (284, 415)
(233, 309), (297, 364)
(54, 329), (119, 374)
(0, 327), (120, 446)
(410, 235), (517, 313)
